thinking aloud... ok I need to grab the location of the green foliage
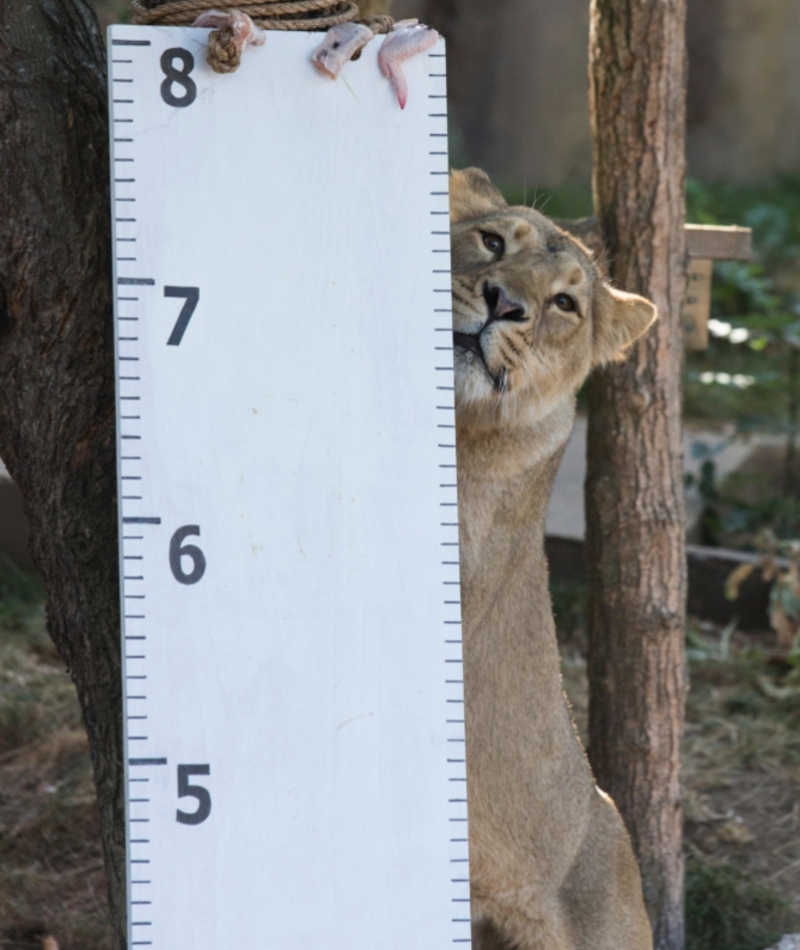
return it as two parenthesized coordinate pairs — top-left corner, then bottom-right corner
(684, 177), (800, 429)
(684, 178), (800, 545)
(685, 853), (788, 950)
(687, 452), (800, 548)
(686, 177), (800, 262)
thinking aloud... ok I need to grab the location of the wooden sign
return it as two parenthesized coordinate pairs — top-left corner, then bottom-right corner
(682, 225), (753, 351)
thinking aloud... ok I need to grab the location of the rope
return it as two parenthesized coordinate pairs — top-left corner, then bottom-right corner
(132, 0), (379, 72)
(131, 0), (396, 73)
(131, 0), (360, 29)
(206, 24), (242, 72)
(360, 14), (394, 34)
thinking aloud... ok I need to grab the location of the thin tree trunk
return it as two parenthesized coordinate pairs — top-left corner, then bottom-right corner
(0, 3), (125, 948)
(585, 3), (687, 950)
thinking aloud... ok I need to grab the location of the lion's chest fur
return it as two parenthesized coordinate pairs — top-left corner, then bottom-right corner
(457, 400), (600, 918)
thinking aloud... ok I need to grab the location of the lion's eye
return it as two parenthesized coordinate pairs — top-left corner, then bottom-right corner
(553, 293), (577, 313)
(481, 232), (505, 255)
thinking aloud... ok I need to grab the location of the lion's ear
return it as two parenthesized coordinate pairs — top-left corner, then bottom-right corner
(449, 167), (507, 224)
(592, 283), (657, 366)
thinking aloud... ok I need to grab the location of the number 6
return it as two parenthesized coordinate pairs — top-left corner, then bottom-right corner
(169, 525), (207, 585)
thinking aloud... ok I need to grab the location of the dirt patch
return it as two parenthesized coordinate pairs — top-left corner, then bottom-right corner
(682, 625), (800, 923)
(558, 604), (800, 949)
(0, 591), (110, 950)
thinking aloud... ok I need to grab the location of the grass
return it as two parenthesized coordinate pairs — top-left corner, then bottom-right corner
(685, 854), (788, 950)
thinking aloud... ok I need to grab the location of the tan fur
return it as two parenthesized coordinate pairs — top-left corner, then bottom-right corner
(451, 168), (656, 950)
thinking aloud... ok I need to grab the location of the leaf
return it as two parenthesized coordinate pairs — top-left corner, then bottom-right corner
(769, 601), (798, 650)
(772, 576), (800, 619)
(725, 563), (756, 601)
(789, 561), (800, 596)
(719, 619), (736, 661)
(761, 559), (779, 583)
(718, 816), (755, 845)
(757, 674), (800, 700)
(782, 319), (800, 349)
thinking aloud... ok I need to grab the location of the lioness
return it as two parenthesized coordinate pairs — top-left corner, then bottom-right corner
(451, 168), (656, 950)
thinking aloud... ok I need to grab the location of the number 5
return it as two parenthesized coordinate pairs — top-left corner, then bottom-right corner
(177, 764), (211, 825)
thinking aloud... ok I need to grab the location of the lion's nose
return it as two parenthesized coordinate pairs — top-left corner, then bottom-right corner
(483, 283), (526, 324)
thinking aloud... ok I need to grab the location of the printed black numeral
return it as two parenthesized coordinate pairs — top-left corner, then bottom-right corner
(169, 525), (207, 585)
(164, 286), (199, 345)
(176, 764), (211, 825)
(160, 48), (197, 108)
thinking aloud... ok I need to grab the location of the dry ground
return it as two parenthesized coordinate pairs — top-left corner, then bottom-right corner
(2, 582), (798, 949)
(559, 603), (800, 950)
(0, 593), (110, 950)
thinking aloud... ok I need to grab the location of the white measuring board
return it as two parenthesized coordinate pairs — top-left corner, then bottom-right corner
(108, 23), (468, 950)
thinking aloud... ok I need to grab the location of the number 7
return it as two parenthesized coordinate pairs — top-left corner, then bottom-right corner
(164, 286), (199, 346)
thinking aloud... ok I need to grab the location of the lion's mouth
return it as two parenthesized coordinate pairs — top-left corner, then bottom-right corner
(453, 330), (485, 364)
(453, 330), (508, 393)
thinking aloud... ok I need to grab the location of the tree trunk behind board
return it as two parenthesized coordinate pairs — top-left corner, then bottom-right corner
(0, 2), (125, 947)
(586, 3), (687, 950)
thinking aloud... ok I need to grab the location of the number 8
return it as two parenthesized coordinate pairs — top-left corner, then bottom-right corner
(160, 48), (197, 108)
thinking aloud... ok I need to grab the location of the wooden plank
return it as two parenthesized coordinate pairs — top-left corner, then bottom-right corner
(685, 223), (753, 261)
(683, 258), (713, 350)
(560, 218), (753, 262)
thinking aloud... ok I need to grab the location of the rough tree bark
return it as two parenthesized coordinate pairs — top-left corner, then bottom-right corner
(585, 3), (687, 950)
(0, 2), (125, 947)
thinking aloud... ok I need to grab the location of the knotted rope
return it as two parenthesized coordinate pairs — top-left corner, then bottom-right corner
(132, 0), (394, 73)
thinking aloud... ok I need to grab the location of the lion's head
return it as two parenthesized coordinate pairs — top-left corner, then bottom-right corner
(449, 168), (656, 427)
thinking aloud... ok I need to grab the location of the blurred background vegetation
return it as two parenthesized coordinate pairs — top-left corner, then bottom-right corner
(516, 176), (800, 552)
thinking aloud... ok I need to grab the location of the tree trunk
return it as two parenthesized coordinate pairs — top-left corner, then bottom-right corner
(0, 3), (125, 948)
(585, 3), (687, 950)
